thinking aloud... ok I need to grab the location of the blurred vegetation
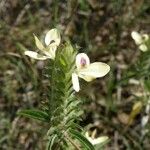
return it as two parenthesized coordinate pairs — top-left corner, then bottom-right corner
(0, 0), (150, 149)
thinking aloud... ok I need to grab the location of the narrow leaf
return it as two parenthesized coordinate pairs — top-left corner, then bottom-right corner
(18, 109), (50, 122)
(69, 129), (95, 150)
(46, 135), (57, 150)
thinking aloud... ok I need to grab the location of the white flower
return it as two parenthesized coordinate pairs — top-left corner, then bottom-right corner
(25, 28), (61, 60)
(141, 115), (149, 127)
(139, 44), (148, 52)
(131, 31), (149, 52)
(72, 53), (110, 92)
(85, 132), (109, 145)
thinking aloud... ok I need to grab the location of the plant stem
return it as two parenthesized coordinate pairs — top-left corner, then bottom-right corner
(49, 60), (56, 115)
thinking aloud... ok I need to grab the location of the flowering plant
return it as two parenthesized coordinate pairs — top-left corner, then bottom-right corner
(18, 28), (110, 150)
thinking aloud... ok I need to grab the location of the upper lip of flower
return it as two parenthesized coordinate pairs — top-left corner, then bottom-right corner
(72, 53), (110, 92)
(24, 28), (61, 60)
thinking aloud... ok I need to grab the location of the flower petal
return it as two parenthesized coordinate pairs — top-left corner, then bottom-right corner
(85, 132), (109, 145)
(48, 44), (58, 58)
(139, 44), (148, 52)
(143, 34), (149, 41)
(141, 115), (149, 127)
(78, 62), (110, 82)
(34, 34), (56, 59)
(72, 73), (80, 92)
(90, 136), (109, 145)
(24, 51), (49, 60)
(76, 53), (90, 69)
(34, 35), (45, 51)
(45, 28), (61, 46)
(131, 31), (143, 45)
(42, 44), (57, 60)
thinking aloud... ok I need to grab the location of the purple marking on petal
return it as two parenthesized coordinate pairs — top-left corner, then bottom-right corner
(80, 57), (87, 67)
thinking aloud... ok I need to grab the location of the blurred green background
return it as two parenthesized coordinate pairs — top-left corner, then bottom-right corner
(0, 0), (150, 149)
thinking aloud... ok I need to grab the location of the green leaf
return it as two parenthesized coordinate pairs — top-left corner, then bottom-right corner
(69, 129), (95, 150)
(68, 122), (84, 132)
(18, 109), (50, 122)
(46, 135), (57, 150)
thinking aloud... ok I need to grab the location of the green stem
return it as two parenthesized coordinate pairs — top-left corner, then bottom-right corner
(49, 60), (56, 116)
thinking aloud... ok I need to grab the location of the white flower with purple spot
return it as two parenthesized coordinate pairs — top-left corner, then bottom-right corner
(72, 53), (110, 92)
